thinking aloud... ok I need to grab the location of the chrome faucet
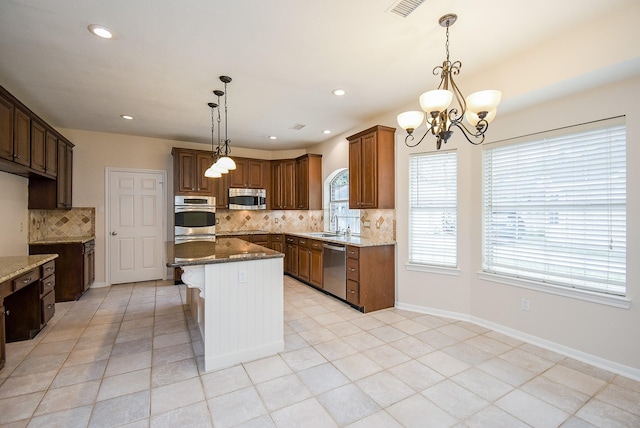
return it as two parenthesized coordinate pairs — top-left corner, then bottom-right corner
(331, 213), (340, 234)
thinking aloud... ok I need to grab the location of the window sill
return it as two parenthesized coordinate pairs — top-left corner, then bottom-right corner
(406, 263), (460, 276)
(477, 271), (631, 309)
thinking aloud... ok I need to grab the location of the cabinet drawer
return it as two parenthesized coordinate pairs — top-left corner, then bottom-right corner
(308, 239), (323, 251)
(347, 279), (359, 305)
(12, 269), (40, 292)
(285, 235), (298, 245)
(346, 246), (359, 259)
(298, 238), (308, 248)
(270, 234), (284, 242)
(41, 290), (55, 324)
(347, 258), (359, 281)
(41, 274), (55, 296)
(41, 260), (55, 276)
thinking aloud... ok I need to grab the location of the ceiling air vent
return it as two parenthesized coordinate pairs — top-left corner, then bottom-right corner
(388, 0), (426, 18)
(290, 123), (306, 131)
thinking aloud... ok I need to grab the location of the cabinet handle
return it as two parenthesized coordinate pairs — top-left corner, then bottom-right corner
(349, 268), (355, 272)
(45, 266), (53, 271)
(349, 290), (355, 294)
(47, 304), (53, 309)
(22, 277), (32, 284)
(5, 310), (9, 316)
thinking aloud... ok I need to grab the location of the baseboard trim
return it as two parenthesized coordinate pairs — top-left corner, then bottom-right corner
(395, 301), (640, 382)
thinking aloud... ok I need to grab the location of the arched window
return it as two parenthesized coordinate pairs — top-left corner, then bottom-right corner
(328, 170), (360, 234)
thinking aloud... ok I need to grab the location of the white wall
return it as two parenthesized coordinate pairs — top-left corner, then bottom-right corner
(0, 171), (28, 257)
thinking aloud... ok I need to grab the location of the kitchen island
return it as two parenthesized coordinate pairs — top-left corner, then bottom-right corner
(167, 238), (284, 372)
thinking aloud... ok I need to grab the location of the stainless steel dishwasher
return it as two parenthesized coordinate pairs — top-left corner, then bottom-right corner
(323, 243), (346, 299)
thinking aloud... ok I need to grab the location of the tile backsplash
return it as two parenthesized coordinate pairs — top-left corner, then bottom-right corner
(29, 208), (95, 241)
(216, 208), (395, 242)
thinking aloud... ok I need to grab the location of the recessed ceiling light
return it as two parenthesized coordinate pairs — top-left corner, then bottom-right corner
(331, 89), (346, 96)
(120, 114), (134, 120)
(88, 25), (113, 39)
(268, 136), (277, 140)
(323, 130), (332, 134)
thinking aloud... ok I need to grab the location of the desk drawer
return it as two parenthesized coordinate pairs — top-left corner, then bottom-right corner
(41, 290), (55, 324)
(41, 260), (55, 277)
(41, 274), (55, 296)
(12, 269), (40, 292)
(347, 258), (359, 281)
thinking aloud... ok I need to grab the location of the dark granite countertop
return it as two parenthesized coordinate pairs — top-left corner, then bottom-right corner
(167, 237), (283, 268)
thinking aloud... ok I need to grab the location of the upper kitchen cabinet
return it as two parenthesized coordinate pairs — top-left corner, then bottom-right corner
(271, 159), (296, 210)
(228, 157), (270, 189)
(347, 125), (395, 209)
(12, 106), (31, 168)
(28, 136), (73, 209)
(172, 147), (215, 196)
(0, 93), (15, 163)
(295, 154), (322, 210)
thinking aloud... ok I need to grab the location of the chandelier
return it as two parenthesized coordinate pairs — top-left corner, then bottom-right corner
(205, 75), (236, 178)
(397, 14), (501, 150)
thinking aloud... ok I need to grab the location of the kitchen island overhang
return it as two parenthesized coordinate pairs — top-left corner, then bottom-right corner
(167, 238), (284, 372)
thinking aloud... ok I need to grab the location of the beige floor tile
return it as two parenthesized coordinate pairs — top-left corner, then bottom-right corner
(243, 355), (292, 384)
(495, 389), (569, 427)
(414, 329), (459, 349)
(270, 397), (337, 428)
(151, 357), (199, 387)
(386, 394), (457, 428)
(462, 404), (530, 428)
(150, 400), (213, 428)
(201, 365), (252, 399)
(151, 377), (205, 416)
(27, 339), (77, 357)
(34, 379), (100, 416)
(97, 368), (151, 401)
(104, 351), (152, 377)
(388, 359), (445, 391)
(451, 367), (513, 401)
(541, 364), (606, 396)
(389, 335), (435, 359)
(10, 353), (67, 377)
(110, 337), (153, 357)
(63, 344), (113, 367)
(363, 344), (411, 369)
(418, 350), (470, 377)
(50, 359), (107, 388)
(152, 342), (195, 366)
(421, 379), (489, 419)
(296, 363), (350, 395)
(308, 338), (358, 362)
(207, 386), (267, 428)
(342, 331), (384, 351)
(521, 375), (591, 413)
(255, 373), (312, 411)
(356, 371), (414, 408)
(27, 404), (92, 428)
(499, 348), (555, 374)
(90, 390), (150, 428)
(152, 331), (191, 349)
(280, 346), (327, 371)
(0, 369), (57, 399)
(317, 383), (380, 426)
(594, 383), (640, 416)
(576, 398), (640, 427)
(345, 410), (403, 428)
(115, 326), (154, 344)
(333, 353), (383, 381)
(478, 357), (537, 387)
(0, 391), (44, 425)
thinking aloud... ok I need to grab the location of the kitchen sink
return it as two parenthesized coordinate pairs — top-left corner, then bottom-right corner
(307, 232), (344, 238)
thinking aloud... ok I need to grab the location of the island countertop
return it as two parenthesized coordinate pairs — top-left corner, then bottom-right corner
(167, 237), (283, 268)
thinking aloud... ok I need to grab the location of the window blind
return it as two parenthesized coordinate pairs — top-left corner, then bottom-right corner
(482, 120), (626, 296)
(409, 151), (457, 267)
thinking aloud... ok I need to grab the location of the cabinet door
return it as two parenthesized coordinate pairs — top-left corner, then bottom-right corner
(228, 158), (247, 187)
(295, 156), (309, 209)
(0, 94), (14, 161)
(310, 249), (323, 288)
(359, 132), (378, 208)
(175, 150), (197, 194)
(57, 140), (73, 208)
(0, 300), (5, 371)
(298, 247), (310, 282)
(212, 173), (229, 208)
(349, 138), (362, 209)
(282, 159), (296, 209)
(196, 152), (214, 195)
(13, 107), (31, 167)
(30, 120), (46, 173)
(247, 159), (266, 188)
(45, 131), (58, 177)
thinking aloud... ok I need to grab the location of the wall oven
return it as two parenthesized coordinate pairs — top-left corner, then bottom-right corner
(174, 196), (216, 242)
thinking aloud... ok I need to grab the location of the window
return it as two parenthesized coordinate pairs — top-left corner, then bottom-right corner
(482, 118), (626, 297)
(409, 151), (458, 267)
(328, 170), (360, 234)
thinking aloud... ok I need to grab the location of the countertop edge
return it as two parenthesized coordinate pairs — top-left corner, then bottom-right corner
(29, 236), (96, 245)
(0, 254), (59, 284)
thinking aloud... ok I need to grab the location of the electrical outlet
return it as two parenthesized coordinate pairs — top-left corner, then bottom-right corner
(238, 270), (247, 283)
(275, 218), (278, 224)
(521, 298), (530, 311)
(19, 222), (23, 232)
(363, 221), (371, 227)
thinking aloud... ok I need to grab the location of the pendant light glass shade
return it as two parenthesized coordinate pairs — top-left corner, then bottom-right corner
(216, 156), (236, 171)
(204, 163), (223, 178)
(419, 90), (453, 114)
(397, 111), (425, 132)
(465, 90), (502, 114)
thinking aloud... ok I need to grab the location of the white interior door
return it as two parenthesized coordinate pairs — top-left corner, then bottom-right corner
(109, 169), (165, 284)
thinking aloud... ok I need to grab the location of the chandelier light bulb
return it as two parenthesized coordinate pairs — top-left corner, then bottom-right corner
(204, 164), (223, 178)
(466, 90), (502, 115)
(212, 160), (229, 174)
(419, 90), (453, 114)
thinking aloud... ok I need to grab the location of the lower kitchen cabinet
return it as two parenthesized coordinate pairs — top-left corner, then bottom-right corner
(29, 239), (95, 302)
(269, 234), (284, 253)
(309, 239), (323, 288)
(346, 244), (395, 313)
(284, 235), (299, 276)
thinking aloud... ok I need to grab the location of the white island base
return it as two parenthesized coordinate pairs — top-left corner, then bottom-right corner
(181, 257), (284, 372)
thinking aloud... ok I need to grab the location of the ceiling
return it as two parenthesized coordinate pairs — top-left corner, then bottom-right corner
(0, 0), (636, 150)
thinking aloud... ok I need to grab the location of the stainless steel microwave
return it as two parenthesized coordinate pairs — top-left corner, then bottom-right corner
(228, 188), (266, 210)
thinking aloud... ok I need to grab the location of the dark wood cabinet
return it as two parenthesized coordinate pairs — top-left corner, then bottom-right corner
(346, 244), (394, 312)
(309, 239), (323, 288)
(347, 125), (395, 209)
(0, 299), (5, 370)
(0, 93), (14, 162)
(298, 238), (310, 282)
(172, 147), (215, 196)
(12, 106), (31, 167)
(271, 159), (296, 210)
(56, 139), (73, 208)
(228, 158), (270, 189)
(269, 234), (285, 254)
(295, 154), (322, 210)
(45, 131), (58, 177)
(211, 172), (229, 209)
(30, 119), (46, 174)
(28, 137), (73, 209)
(284, 235), (299, 276)
(29, 240), (94, 302)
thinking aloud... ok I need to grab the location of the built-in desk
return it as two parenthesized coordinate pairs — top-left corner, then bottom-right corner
(0, 255), (58, 371)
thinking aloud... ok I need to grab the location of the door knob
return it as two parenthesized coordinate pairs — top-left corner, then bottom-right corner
(111, 231), (118, 236)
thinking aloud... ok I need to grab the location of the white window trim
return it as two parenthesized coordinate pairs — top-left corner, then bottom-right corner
(477, 271), (631, 309)
(406, 263), (461, 276)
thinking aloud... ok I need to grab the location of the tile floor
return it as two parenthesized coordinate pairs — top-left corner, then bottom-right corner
(0, 276), (639, 427)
